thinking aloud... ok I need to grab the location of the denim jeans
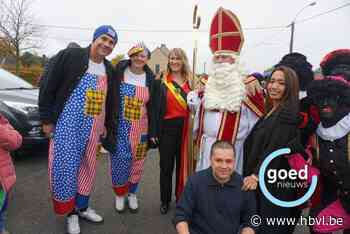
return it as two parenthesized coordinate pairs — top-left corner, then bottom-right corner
(0, 193), (8, 232)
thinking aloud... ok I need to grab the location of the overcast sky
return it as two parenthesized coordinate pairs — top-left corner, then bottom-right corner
(32, 0), (350, 74)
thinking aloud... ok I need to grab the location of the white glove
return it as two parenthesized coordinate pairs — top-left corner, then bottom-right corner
(187, 90), (200, 113)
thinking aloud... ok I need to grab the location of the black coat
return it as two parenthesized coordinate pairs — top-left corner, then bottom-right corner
(38, 46), (119, 151)
(243, 107), (300, 177)
(149, 78), (166, 139)
(317, 134), (350, 213)
(243, 107), (300, 234)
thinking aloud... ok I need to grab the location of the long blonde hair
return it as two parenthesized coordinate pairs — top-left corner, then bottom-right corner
(167, 48), (192, 81)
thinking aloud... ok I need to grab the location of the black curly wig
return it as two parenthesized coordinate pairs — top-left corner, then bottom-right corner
(276, 52), (314, 91)
(307, 76), (350, 107)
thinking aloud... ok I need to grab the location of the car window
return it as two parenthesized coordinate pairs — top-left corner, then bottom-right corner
(0, 68), (33, 89)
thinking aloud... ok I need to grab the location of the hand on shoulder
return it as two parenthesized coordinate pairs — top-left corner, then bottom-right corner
(244, 76), (263, 97)
(277, 107), (300, 125)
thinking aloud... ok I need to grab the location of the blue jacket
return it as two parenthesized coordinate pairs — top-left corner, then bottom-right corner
(174, 168), (257, 234)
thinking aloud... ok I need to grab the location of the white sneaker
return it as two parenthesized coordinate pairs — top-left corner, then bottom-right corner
(78, 207), (103, 223)
(128, 193), (138, 213)
(115, 195), (126, 213)
(66, 214), (80, 234)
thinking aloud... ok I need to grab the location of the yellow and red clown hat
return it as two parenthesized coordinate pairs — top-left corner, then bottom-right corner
(127, 42), (151, 58)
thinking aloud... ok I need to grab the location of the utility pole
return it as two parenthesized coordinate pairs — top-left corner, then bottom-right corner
(289, 22), (295, 53)
(288, 2), (316, 53)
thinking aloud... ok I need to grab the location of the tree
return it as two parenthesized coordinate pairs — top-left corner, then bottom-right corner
(21, 51), (42, 67)
(0, 0), (42, 74)
(313, 67), (321, 75)
(0, 37), (15, 58)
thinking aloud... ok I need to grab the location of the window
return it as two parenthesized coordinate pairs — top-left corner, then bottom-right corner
(155, 64), (160, 74)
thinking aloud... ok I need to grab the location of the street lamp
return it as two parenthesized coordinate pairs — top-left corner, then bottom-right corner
(289, 2), (316, 53)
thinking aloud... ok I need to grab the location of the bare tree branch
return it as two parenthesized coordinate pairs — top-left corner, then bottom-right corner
(0, 0), (43, 74)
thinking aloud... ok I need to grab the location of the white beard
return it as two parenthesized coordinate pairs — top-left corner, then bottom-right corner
(204, 61), (246, 112)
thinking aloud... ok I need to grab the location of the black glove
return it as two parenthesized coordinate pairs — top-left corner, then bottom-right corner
(287, 131), (305, 156)
(278, 108), (300, 125)
(148, 137), (159, 149)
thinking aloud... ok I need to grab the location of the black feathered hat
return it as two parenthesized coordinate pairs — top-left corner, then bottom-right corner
(276, 52), (314, 91)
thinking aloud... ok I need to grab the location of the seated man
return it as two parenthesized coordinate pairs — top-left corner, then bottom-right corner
(173, 140), (256, 234)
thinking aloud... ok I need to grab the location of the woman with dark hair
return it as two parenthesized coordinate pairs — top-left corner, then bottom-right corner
(150, 48), (193, 214)
(243, 66), (301, 234)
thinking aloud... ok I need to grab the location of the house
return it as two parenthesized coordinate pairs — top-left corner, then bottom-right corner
(0, 56), (16, 67)
(0, 37), (16, 67)
(148, 44), (169, 75)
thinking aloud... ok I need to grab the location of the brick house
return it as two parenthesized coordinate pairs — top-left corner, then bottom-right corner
(148, 44), (169, 75)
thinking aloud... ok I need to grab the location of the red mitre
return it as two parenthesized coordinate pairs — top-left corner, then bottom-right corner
(320, 49), (350, 71)
(209, 7), (244, 55)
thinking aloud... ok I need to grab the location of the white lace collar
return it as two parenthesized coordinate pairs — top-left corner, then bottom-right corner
(316, 113), (350, 141)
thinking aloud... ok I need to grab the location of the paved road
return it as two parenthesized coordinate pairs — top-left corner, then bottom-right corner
(8, 149), (176, 234)
(6, 149), (313, 234)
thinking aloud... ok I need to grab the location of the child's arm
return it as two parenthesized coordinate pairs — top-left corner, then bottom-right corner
(0, 121), (23, 151)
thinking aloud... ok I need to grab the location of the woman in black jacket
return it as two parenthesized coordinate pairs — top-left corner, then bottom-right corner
(243, 65), (301, 234)
(150, 48), (193, 214)
(110, 43), (156, 213)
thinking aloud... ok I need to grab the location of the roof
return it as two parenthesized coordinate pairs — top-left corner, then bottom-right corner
(151, 44), (169, 57)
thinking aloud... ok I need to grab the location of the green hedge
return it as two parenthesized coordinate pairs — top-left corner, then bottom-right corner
(3, 66), (43, 87)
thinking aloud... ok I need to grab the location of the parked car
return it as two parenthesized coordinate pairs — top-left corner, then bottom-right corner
(0, 68), (48, 152)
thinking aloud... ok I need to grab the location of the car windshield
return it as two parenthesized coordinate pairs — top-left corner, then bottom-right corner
(0, 68), (34, 90)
